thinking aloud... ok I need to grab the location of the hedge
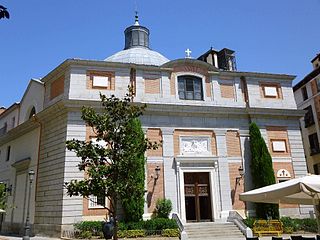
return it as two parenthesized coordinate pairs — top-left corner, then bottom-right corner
(243, 217), (318, 233)
(74, 218), (179, 238)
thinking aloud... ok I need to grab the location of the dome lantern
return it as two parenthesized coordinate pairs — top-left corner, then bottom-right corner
(124, 12), (150, 50)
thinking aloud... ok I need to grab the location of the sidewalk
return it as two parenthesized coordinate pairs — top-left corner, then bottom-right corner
(0, 235), (61, 240)
(0, 234), (318, 240)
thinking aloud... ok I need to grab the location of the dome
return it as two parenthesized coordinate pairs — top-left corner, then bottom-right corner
(104, 14), (169, 66)
(105, 47), (169, 66)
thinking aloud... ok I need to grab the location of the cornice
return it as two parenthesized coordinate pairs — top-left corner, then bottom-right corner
(209, 70), (295, 80)
(62, 99), (304, 119)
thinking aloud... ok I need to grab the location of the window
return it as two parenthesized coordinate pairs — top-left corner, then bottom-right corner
(87, 71), (115, 90)
(271, 140), (287, 152)
(88, 195), (106, 209)
(91, 138), (107, 148)
(316, 79), (320, 92)
(302, 87), (308, 101)
(314, 163), (320, 175)
(264, 86), (278, 97)
(260, 83), (282, 99)
(267, 126), (290, 156)
(309, 133), (320, 155)
(277, 169), (291, 183)
(28, 107), (36, 120)
(6, 146), (10, 161)
(304, 106), (315, 128)
(178, 75), (203, 100)
(93, 76), (109, 88)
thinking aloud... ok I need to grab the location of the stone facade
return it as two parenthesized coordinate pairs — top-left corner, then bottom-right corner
(0, 20), (309, 237)
(294, 53), (320, 175)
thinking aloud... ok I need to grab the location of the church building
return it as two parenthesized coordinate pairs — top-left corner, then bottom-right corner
(0, 15), (308, 237)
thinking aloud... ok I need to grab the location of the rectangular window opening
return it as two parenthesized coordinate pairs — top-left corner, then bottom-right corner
(302, 86), (308, 101)
(309, 133), (320, 155)
(6, 146), (11, 161)
(178, 76), (203, 101)
(304, 106), (315, 128)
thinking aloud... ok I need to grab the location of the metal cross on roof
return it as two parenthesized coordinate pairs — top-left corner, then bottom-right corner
(185, 48), (192, 58)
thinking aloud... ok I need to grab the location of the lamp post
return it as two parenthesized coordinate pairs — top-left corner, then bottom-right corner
(22, 170), (35, 240)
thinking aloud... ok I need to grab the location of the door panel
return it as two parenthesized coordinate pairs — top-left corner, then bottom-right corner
(184, 172), (212, 222)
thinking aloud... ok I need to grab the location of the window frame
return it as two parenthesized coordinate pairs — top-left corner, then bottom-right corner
(309, 133), (320, 156)
(260, 83), (282, 99)
(270, 139), (288, 153)
(301, 86), (308, 101)
(88, 195), (106, 209)
(6, 146), (10, 162)
(87, 70), (115, 90)
(316, 78), (320, 92)
(304, 105), (315, 128)
(176, 74), (205, 101)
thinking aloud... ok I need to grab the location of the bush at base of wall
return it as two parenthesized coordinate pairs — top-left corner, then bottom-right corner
(243, 217), (318, 233)
(74, 218), (179, 238)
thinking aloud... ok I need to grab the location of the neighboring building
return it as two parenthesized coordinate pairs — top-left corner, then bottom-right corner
(293, 53), (320, 174)
(0, 16), (308, 237)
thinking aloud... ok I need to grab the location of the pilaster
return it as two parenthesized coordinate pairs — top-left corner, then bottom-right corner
(215, 129), (232, 219)
(161, 127), (178, 212)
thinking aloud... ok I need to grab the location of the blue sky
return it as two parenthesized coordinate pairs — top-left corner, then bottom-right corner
(0, 0), (319, 107)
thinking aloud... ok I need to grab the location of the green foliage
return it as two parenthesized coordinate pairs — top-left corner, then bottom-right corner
(243, 217), (255, 228)
(74, 221), (102, 236)
(243, 217), (318, 233)
(118, 229), (145, 238)
(280, 217), (317, 233)
(154, 198), (172, 218)
(79, 230), (93, 239)
(0, 183), (7, 210)
(118, 218), (178, 231)
(283, 226), (294, 234)
(249, 122), (279, 219)
(120, 118), (145, 222)
(65, 90), (160, 239)
(74, 219), (178, 239)
(161, 228), (180, 237)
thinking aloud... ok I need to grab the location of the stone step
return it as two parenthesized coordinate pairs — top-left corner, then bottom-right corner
(184, 222), (244, 240)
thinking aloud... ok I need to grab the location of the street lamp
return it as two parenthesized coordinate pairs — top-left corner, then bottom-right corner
(154, 165), (161, 180)
(22, 170), (35, 240)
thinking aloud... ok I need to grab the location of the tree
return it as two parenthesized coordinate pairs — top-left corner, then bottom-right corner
(119, 118), (145, 222)
(0, 183), (7, 210)
(65, 90), (159, 240)
(249, 122), (279, 219)
(0, 5), (9, 19)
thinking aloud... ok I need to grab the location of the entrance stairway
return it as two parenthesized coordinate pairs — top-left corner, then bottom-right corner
(184, 222), (245, 240)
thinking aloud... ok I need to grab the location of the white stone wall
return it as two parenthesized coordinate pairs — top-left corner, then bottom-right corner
(34, 108), (68, 234)
(61, 111), (86, 227)
(18, 80), (44, 125)
(0, 107), (19, 131)
(68, 66), (130, 101)
(0, 127), (40, 233)
(247, 77), (297, 109)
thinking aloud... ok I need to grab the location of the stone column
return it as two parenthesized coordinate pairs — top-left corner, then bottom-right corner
(161, 127), (178, 213)
(215, 129), (232, 220)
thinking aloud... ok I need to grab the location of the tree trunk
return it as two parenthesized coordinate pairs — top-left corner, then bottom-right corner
(113, 197), (118, 240)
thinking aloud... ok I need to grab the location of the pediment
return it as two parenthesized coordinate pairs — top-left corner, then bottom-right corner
(161, 58), (219, 76)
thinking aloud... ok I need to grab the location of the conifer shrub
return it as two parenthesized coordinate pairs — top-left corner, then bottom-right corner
(120, 118), (145, 222)
(154, 198), (172, 218)
(249, 122), (279, 219)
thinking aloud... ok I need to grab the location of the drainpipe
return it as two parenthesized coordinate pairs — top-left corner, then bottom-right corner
(240, 76), (251, 123)
(31, 114), (43, 202)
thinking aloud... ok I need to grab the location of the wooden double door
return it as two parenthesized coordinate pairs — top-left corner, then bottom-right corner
(184, 172), (212, 222)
